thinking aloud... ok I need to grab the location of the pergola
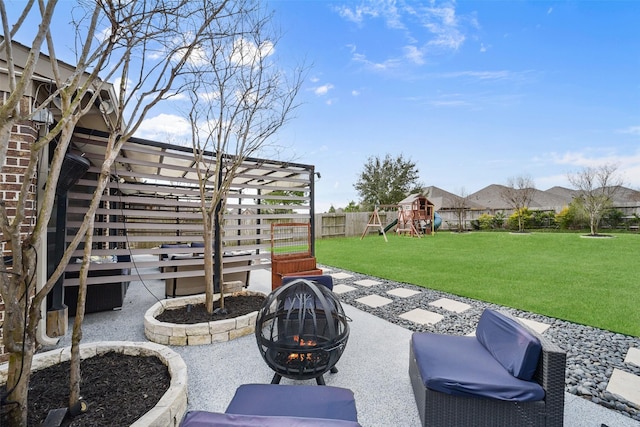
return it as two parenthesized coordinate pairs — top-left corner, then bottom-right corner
(51, 126), (316, 318)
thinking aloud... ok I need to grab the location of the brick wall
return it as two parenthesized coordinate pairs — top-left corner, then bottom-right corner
(0, 100), (38, 362)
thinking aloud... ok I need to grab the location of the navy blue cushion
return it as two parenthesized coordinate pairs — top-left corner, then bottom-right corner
(411, 333), (545, 402)
(225, 384), (358, 422)
(475, 309), (542, 381)
(282, 275), (334, 290)
(181, 411), (361, 426)
(161, 244), (190, 249)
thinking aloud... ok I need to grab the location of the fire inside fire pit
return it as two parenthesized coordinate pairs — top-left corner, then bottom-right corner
(255, 278), (350, 385)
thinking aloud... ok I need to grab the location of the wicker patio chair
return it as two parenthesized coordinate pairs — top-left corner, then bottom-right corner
(409, 311), (566, 427)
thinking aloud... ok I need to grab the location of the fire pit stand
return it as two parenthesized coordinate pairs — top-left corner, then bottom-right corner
(255, 278), (350, 385)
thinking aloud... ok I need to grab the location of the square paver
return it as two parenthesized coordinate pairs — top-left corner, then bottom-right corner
(606, 368), (640, 407)
(516, 317), (551, 334)
(331, 272), (353, 280)
(332, 284), (357, 294)
(353, 279), (381, 287)
(387, 288), (421, 298)
(399, 308), (444, 326)
(355, 295), (393, 308)
(429, 298), (471, 313)
(625, 347), (640, 367)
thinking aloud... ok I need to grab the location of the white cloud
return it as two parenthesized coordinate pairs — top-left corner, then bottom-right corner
(136, 113), (191, 141)
(334, 4), (380, 24)
(231, 37), (274, 67)
(547, 149), (640, 188)
(418, 3), (466, 50)
(404, 45), (425, 65)
(618, 126), (640, 136)
(351, 90), (361, 96)
(340, 1), (475, 72)
(314, 84), (334, 96)
(352, 51), (401, 71)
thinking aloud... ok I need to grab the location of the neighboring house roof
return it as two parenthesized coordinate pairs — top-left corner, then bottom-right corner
(467, 184), (510, 210)
(440, 184), (640, 211)
(422, 185), (484, 211)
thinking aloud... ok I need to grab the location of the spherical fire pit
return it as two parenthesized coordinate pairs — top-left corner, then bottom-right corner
(254, 278), (350, 385)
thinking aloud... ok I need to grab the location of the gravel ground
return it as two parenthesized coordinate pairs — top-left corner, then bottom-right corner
(322, 265), (640, 422)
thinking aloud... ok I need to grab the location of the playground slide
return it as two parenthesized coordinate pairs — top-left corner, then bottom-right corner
(434, 212), (442, 230)
(380, 213), (442, 235)
(380, 218), (398, 234)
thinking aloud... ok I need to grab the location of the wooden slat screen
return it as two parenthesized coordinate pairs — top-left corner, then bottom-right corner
(61, 130), (315, 288)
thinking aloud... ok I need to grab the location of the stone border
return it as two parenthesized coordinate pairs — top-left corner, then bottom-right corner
(144, 289), (265, 346)
(0, 341), (188, 427)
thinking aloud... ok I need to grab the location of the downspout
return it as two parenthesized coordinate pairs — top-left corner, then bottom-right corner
(310, 167), (316, 257)
(36, 139), (58, 346)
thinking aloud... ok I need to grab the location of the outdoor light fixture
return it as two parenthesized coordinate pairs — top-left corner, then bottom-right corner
(31, 107), (54, 125)
(98, 100), (114, 114)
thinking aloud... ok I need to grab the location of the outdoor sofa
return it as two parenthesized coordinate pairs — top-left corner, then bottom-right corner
(160, 243), (251, 297)
(409, 308), (566, 427)
(180, 384), (361, 426)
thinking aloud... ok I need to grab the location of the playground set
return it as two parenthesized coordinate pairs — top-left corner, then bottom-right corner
(361, 194), (441, 241)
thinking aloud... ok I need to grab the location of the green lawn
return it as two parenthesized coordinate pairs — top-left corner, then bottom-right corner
(315, 232), (640, 337)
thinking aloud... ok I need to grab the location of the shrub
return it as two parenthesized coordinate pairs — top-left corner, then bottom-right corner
(507, 208), (532, 230)
(531, 210), (557, 228)
(477, 213), (494, 230)
(555, 202), (588, 230)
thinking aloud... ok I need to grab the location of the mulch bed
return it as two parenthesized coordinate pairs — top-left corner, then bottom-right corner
(0, 295), (266, 426)
(0, 352), (170, 426)
(155, 294), (266, 324)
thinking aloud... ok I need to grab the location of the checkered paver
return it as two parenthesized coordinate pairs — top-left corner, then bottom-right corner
(429, 298), (471, 313)
(355, 295), (393, 308)
(606, 369), (640, 407)
(353, 279), (381, 287)
(332, 284), (357, 294)
(399, 308), (444, 326)
(625, 347), (640, 367)
(330, 272), (353, 280)
(387, 288), (421, 298)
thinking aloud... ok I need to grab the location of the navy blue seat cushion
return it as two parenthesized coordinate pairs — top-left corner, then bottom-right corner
(225, 384), (358, 422)
(181, 411), (362, 426)
(282, 275), (334, 290)
(411, 333), (545, 402)
(475, 309), (542, 380)
(161, 243), (190, 249)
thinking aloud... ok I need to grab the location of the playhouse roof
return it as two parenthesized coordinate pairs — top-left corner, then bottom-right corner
(398, 193), (433, 206)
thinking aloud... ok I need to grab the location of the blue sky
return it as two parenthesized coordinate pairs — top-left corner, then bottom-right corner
(256, 0), (640, 212)
(7, 1), (640, 213)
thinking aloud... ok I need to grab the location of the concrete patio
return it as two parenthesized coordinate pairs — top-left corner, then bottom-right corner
(53, 264), (640, 426)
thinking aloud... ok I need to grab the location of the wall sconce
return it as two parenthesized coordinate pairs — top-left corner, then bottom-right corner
(31, 107), (54, 125)
(98, 100), (114, 115)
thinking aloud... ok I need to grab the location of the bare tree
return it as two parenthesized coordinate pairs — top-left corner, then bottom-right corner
(567, 163), (623, 236)
(184, 5), (304, 313)
(0, 1), (224, 425)
(501, 175), (536, 232)
(450, 188), (469, 232)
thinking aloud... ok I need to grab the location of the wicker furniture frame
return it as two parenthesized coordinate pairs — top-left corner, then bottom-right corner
(409, 312), (566, 427)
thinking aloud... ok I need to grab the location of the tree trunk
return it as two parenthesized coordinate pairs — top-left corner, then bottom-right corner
(5, 335), (36, 426)
(69, 225), (95, 411)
